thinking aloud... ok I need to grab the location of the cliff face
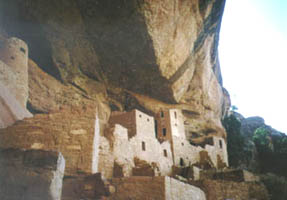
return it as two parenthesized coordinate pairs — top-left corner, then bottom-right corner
(0, 0), (228, 142)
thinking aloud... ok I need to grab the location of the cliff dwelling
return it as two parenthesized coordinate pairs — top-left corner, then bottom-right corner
(0, 0), (274, 199)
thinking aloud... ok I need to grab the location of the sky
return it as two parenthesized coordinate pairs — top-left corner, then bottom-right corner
(219, 0), (287, 133)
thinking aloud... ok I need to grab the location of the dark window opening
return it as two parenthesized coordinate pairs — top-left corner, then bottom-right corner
(20, 47), (26, 54)
(10, 56), (15, 60)
(139, 114), (142, 118)
(180, 158), (184, 167)
(147, 118), (149, 122)
(182, 143), (184, 146)
(174, 111), (177, 119)
(219, 140), (223, 149)
(161, 111), (164, 118)
(175, 123), (177, 126)
(155, 120), (158, 138)
(142, 142), (146, 151)
(164, 150), (168, 157)
(162, 128), (167, 136)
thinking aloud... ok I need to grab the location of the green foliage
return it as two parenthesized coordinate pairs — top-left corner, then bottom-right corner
(230, 105), (238, 111)
(222, 114), (245, 167)
(253, 127), (272, 153)
(261, 174), (287, 200)
(273, 135), (287, 154)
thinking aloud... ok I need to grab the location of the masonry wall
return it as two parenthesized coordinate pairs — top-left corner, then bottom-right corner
(172, 138), (202, 167)
(169, 109), (185, 138)
(98, 122), (173, 179)
(201, 179), (269, 200)
(109, 110), (136, 138)
(0, 108), (99, 176)
(156, 110), (173, 142)
(204, 137), (228, 168)
(135, 109), (157, 138)
(0, 37), (29, 107)
(109, 177), (166, 200)
(165, 177), (206, 200)
(109, 176), (206, 200)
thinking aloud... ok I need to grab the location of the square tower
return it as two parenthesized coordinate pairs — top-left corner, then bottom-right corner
(155, 109), (185, 141)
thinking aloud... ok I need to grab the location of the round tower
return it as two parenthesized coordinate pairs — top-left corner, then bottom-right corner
(0, 37), (29, 107)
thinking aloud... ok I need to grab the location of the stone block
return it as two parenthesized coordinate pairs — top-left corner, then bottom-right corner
(0, 148), (65, 200)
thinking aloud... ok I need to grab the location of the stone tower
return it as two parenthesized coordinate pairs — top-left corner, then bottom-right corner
(0, 37), (29, 107)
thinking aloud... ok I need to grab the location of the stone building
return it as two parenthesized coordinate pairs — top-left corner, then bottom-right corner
(101, 108), (229, 178)
(155, 109), (228, 169)
(0, 37), (32, 128)
(0, 37), (29, 107)
(100, 109), (174, 178)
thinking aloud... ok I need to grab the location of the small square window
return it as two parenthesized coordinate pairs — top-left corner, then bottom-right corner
(162, 128), (167, 136)
(20, 47), (26, 54)
(142, 141), (146, 151)
(219, 140), (223, 149)
(163, 150), (168, 157)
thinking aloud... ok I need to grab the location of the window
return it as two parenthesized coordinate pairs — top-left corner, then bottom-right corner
(181, 143), (184, 146)
(180, 158), (184, 167)
(10, 56), (15, 60)
(160, 111), (164, 118)
(164, 150), (168, 157)
(219, 140), (223, 149)
(155, 120), (158, 138)
(174, 111), (177, 119)
(20, 47), (26, 54)
(162, 128), (167, 136)
(142, 141), (146, 151)
(147, 118), (149, 122)
(139, 114), (142, 118)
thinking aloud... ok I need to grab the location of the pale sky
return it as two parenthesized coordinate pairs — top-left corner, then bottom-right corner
(219, 0), (287, 133)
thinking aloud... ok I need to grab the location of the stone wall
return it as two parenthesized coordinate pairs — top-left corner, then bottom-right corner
(156, 110), (174, 142)
(62, 173), (108, 200)
(108, 176), (206, 200)
(204, 137), (228, 168)
(0, 108), (99, 175)
(165, 177), (206, 200)
(0, 37), (29, 107)
(201, 179), (269, 200)
(98, 123), (173, 179)
(109, 110), (137, 138)
(0, 148), (65, 200)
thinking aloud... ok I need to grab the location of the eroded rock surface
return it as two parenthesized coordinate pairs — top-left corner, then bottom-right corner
(0, 148), (65, 200)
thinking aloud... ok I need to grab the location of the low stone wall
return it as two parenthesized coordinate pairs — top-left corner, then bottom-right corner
(0, 148), (65, 200)
(165, 177), (206, 200)
(200, 179), (269, 200)
(109, 176), (206, 200)
(0, 108), (98, 175)
(62, 173), (108, 200)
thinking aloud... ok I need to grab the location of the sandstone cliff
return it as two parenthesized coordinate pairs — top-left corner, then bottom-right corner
(0, 0), (229, 143)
